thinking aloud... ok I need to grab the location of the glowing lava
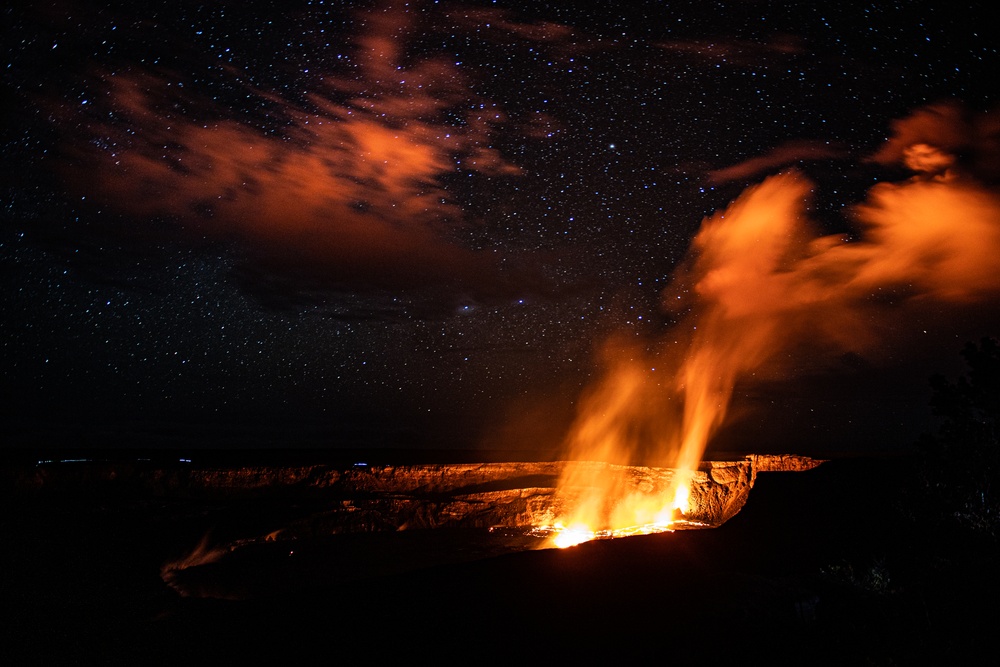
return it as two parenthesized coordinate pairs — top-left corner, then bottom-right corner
(537, 467), (698, 548)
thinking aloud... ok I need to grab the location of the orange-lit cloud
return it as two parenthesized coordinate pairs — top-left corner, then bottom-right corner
(706, 140), (845, 184)
(444, 6), (576, 44)
(61, 5), (529, 303)
(869, 101), (1000, 180)
(655, 34), (805, 66)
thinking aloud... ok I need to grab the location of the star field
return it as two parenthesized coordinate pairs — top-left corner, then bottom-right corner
(3, 1), (998, 449)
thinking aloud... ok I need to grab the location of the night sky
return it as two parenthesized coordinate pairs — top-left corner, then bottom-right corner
(4, 1), (998, 453)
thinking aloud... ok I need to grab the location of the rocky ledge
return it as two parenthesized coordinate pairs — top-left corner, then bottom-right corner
(13, 454), (823, 535)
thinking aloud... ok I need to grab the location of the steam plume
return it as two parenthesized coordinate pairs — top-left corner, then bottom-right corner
(557, 103), (1000, 532)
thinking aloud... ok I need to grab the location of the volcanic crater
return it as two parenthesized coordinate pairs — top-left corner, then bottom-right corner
(11, 453), (823, 600)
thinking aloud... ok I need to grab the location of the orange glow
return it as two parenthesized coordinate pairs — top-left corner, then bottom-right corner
(543, 174), (820, 546)
(65, 5), (521, 293)
(671, 480), (691, 516)
(160, 535), (229, 596)
(550, 523), (596, 549)
(543, 123), (1000, 546)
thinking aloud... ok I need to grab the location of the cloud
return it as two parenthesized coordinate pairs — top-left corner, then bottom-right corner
(58, 5), (535, 308)
(444, 7), (575, 43)
(706, 140), (845, 184)
(655, 34), (805, 66)
(869, 101), (1000, 181)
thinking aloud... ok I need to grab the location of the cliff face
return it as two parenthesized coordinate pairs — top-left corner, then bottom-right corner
(13, 455), (822, 533)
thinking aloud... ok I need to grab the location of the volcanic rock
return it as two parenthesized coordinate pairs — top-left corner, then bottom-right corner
(8, 454), (824, 600)
(13, 455), (822, 535)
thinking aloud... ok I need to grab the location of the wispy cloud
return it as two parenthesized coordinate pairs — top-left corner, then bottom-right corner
(655, 34), (805, 66)
(706, 140), (845, 184)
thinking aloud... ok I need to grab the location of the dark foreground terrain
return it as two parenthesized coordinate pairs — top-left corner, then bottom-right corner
(2, 451), (997, 665)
